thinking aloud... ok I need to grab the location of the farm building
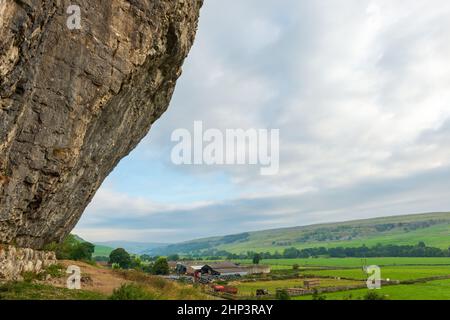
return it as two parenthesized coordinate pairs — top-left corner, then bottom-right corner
(168, 261), (178, 270)
(175, 262), (204, 275)
(173, 261), (271, 277)
(201, 262), (249, 276)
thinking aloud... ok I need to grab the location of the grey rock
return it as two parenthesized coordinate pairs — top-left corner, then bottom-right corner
(0, 0), (203, 249)
(0, 245), (57, 280)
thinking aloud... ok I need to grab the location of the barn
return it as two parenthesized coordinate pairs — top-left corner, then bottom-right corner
(201, 262), (249, 276)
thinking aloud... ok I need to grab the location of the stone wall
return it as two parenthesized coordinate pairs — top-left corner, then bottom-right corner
(0, 246), (56, 281)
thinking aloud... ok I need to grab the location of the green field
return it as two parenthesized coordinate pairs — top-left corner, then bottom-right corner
(231, 278), (361, 296)
(294, 279), (450, 300)
(73, 234), (114, 257)
(236, 257), (450, 268)
(93, 244), (114, 257)
(226, 257), (450, 299)
(306, 266), (450, 281)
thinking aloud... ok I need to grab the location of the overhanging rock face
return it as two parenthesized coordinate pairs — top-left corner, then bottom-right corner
(0, 0), (203, 249)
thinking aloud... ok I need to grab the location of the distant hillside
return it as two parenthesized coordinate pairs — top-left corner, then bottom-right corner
(93, 244), (115, 257)
(148, 212), (450, 255)
(94, 241), (169, 255)
(74, 236), (168, 256)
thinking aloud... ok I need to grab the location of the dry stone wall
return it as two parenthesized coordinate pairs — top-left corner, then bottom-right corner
(0, 245), (56, 281)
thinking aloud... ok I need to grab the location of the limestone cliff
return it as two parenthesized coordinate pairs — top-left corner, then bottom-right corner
(0, 0), (203, 249)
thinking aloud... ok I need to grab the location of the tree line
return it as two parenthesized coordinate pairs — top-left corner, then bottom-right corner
(224, 242), (450, 260)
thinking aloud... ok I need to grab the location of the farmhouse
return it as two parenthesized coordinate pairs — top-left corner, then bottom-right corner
(175, 262), (204, 275)
(174, 261), (271, 277)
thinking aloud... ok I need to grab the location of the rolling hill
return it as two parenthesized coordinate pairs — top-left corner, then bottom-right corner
(146, 212), (450, 255)
(94, 241), (169, 255)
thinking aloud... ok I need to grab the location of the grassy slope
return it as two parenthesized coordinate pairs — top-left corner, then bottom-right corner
(0, 282), (107, 300)
(222, 223), (450, 253)
(182, 212), (450, 254)
(0, 261), (210, 300)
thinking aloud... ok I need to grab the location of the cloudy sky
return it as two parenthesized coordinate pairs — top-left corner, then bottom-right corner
(74, 0), (450, 243)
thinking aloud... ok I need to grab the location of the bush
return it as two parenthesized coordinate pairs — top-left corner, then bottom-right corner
(152, 257), (169, 275)
(111, 263), (120, 270)
(151, 277), (167, 290)
(363, 291), (388, 300)
(312, 289), (326, 300)
(292, 264), (300, 270)
(45, 264), (64, 278)
(22, 272), (39, 283)
(109, 248), (132, 269)
(70, 242), (95, 261)
(130, 256), (143, 270)
(276, 289), (291, 300)
(45, 235), (95, 261)
(109, 284), (155, 300)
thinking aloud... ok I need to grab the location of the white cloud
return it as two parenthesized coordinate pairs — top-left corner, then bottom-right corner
(75, 228), (181, 243)
(76, 0), (450, 242)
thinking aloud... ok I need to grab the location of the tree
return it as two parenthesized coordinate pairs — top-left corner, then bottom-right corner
(283, 247), (300, 259)
(276, 289), (291, 300)
(130, 255), (143, 270)
(109, 248), (132, 269)
(71, 242), (95, 261)
(167, 254), (180, 261)
(252, 253), (261, 265)
(140, 254), (152, 261)
(45, 234), (95, 261)
(152, 257), (170, 275)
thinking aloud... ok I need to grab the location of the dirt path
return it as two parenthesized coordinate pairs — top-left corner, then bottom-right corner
(50, 260), (129, 295)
